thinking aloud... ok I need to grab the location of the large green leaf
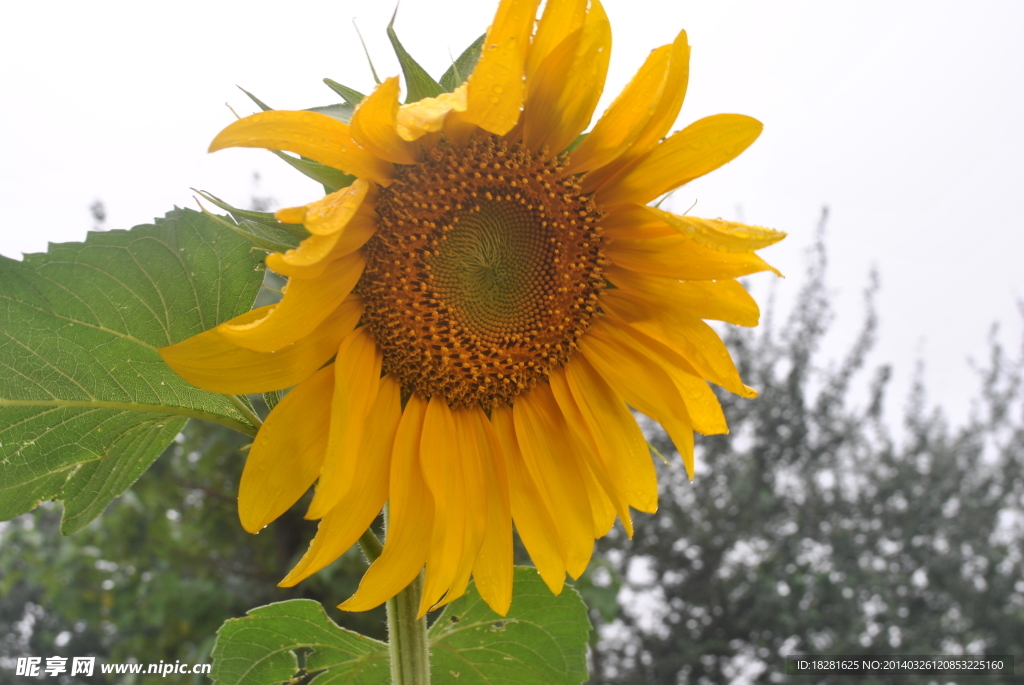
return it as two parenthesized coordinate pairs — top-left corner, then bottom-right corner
(0, 208), (263, 532)
(209, 568), (591, 684)
(210, 600), (390, 685)
(429, 567), (592, 684)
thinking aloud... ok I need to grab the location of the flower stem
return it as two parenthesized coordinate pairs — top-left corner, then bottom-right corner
(386, 572), (430, 685)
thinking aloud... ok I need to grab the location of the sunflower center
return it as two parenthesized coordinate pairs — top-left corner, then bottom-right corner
(358, 135), (606, 408)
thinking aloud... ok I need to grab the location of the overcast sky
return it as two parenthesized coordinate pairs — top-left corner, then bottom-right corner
(2, 0), (1022, 427)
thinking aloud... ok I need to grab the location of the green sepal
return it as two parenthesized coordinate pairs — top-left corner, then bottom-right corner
(271, 150), (356, 194)
(565, 132), (588, 154)
(439, 34), (486, 91)
(194, 190), (310, 239)
(238, 86), (273, 112)
(323, 78), (367, 106)
(387, 9), (444, 103)
(263, 390), (283, 411)
(308, 102), (355, 124)
(193, 202), (299, 254)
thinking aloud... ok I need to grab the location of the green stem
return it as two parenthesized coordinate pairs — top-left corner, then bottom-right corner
(386, 572), (430, 685)
(357, 527), (384, 562)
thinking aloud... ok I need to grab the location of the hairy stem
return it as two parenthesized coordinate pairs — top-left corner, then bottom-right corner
(387, 572), (430, 685)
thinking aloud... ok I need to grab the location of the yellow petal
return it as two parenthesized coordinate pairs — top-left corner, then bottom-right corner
(605, 267), (760, 327)
(625, 30), (692, 157)
(491, 405), (566, 594)
(580, 318), (697, 477)
(526, 0), (586, 79)
(273, 179), (370, 237)
(396, 86), (468, 141)
(350, 77), (420, 165)
(159, 296), (363, 395)
(463, 37), (525, 136)
(468, 409), (513, 616)
(595, 304), (731, 436)
(280, 373), (402, 586)
(548, 367), (633, 537)
(266, 211), (377, 278)
(237, 365), (333, 533)
(564, 356), (658, 515)
(219, 250), (366, 353)
(462, 0), (540, 135)
(567, 44), (672, 174)
(647, 207), (786, 253)
(579, 29), (689, 187)
(428, 408), (490, 613)
(602, 292), (754, 399)
(596, 114), (763, 207)
(209, 110), (394, 186)
(522, 2), (611, 154)
(340, 394), (434, 612)
(306, 327), (384, 520)
(418, 398), (468, 615)
(513, 385), (595, 579)
(606, 232), (781, 281)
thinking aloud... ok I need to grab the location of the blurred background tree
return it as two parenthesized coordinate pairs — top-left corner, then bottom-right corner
(1, 209), (1021, 684)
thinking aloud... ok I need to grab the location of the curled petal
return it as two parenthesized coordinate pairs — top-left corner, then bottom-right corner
(274, 179), (370, 236)
(351, 78), (420, 164)
(209, 110), (394, 186)
(158, 297), (363, 394)
(219, 250), (365, 353)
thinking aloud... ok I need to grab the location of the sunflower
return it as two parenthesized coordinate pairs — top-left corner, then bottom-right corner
(160, 0), (784, 617)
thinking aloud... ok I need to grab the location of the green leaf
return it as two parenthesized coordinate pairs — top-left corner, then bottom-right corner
(0, 208), (263, 533)
(323, 79), (366, 107)
(439, 34), (486, 92)
(429, 567), (592, 684)
(210, 599), (389, 685)
(387, 9), (445, 103)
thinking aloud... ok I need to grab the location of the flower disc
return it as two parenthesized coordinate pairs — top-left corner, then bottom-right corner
(358, 136), (607, 407)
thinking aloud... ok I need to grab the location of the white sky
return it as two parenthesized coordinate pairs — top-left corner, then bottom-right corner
(2, 0), (1022, 427)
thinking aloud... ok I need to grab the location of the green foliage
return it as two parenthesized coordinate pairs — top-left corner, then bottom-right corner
(429, 567), (592, 684)
(211, 600), (389, 685)
(0, 209), (262, 533)
(207, 567), (591, 685)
